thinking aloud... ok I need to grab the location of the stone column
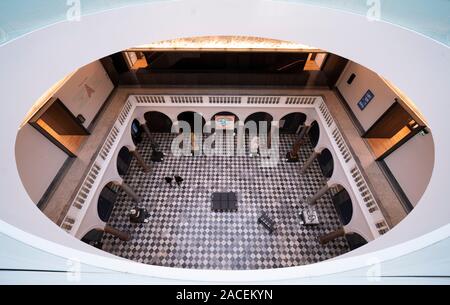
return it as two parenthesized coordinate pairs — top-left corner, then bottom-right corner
(236, 122), (245, 156)
(318, 227), (345, 245)
(131, 150), (150, 173)
(141, 122), (160, 148)
(269, 121), (277, 150)
(307, 183), (330, 205)
(286, 128), (308, 161)
(141, 123), (152, 139)
(104, 225), (131, 241)
(290, 138), (303, 157)
(120, 182), (141, 203)
(298, 124), (310, 139)
(300, 151), (320, 174)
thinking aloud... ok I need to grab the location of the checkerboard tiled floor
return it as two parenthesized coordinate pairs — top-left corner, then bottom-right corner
(101, 132), (349, 269)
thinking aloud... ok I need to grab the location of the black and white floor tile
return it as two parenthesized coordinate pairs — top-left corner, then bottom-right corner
(101, 132), (349, 269)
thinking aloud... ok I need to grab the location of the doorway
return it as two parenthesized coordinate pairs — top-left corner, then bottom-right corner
(29, 98), (89, 157)
(364, 101), (424, 160)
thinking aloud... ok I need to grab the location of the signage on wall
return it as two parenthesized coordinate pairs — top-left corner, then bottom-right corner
(84, 84), (95, 99)
(357, 90), (375, 110)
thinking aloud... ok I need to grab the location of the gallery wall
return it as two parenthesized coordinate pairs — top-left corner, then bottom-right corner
(54, 60), (114, 128)
(384, 131), (435, 206)
(336, 61), (398, 132)
(15, 60), (114, 204)
(15, 125), (68, 203)
(336, 61), (435, 207)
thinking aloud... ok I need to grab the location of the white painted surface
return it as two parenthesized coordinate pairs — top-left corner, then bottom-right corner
(55, 60), (114, 128)
(14, 124), (67, 203)
(385, 132), (435, 206)
(0, 0), (449, 282)
(336, 61), (397, 131)
(337, 61), (435, 208)
(14, 60), (113, 205)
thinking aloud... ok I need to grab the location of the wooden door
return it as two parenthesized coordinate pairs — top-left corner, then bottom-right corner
(38, 98), (89, 135)
(364, 102), (413, 138)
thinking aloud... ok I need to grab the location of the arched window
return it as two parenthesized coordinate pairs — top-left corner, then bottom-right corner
(345, 233), (368, 250)
(81, 229), (104, 248)
(318, 148), (334, 178)
(308, 120), (320, 147)
(144, 111), (173, 133)
(245, 112), (273, 134)
(117, 146), (132, 176)
(177, 111), (206, 132)
(279, 112), (306, 134)
(97, 182), (119, 223)
(211, 111), (239, 133)
(131, 119), (142, 145)
(331, 185), (353, 226)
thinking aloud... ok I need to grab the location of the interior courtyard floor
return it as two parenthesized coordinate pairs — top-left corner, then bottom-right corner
(100, 132), (349, 269)
(41, 87), (404, 231)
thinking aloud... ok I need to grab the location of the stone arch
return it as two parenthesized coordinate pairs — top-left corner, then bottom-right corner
(211, 111), (239, 133)
(177, 111), (206, 133)
(130, 119), (143, 145)
(308, 120), (320, 148)
(144, 111), (173, 133)
(329, 184), (353, 226)
(345, 232), (368, 250)
(244, 112), (273, 134)
(279, 112), (307, 134)
(317, 148), (334, 178)
(117, 146), (133, 177)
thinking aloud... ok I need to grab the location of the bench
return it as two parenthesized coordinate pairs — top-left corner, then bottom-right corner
(258, 212), (277, 233)
(211, 192), (238, 212)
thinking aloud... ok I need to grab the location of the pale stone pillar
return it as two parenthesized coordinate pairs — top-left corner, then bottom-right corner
(307, 183), (330, 205)
(120, 182), (141, 203)
(141, 123), (152, 139)
(300, 151), (320, 174)
(286, 125), (309, 161)
(131, 150), (150, 173)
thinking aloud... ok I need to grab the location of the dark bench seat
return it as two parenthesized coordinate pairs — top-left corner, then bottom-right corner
(258, 212), (277, 233)
(211, 192), (238, 212)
